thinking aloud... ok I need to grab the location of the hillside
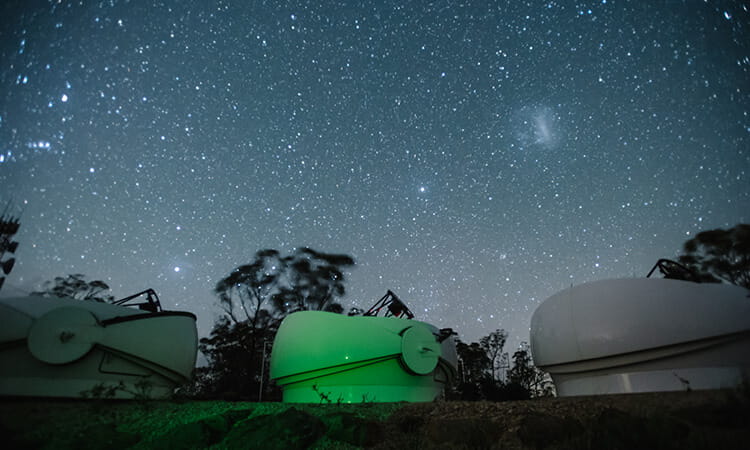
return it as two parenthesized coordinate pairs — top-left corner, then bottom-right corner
(2, 389), (749, 449)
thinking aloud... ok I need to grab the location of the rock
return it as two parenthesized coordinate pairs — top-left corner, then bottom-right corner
(72, 423), (140, 450)
(150, 409), (251, 449)
(589, 407), (688, 450)
(221, 408), (253, 425)
(392, 413), (425, 434)
(324, 411), (383, 447)
(221, 407), (326, 450)
(516, 411), (583, 449)
(422, 418), (505, 449)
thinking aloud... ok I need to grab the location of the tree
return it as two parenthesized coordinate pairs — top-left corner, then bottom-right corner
(214, 249), (284, 326)
(450, 334), (553, 401)
(456, 340), (492, 383)
(678, 224), (750, 288)
(452, 339), (493, 400)
(198, 249), (284, 399)
(272, 247), (355, 314)
(480, 329), (508, 381)
(33, 273), (114, 303)
(507, 342), (554, 398)
(196, 247), (355, 400)
(0, 209), (20, 294)
(195, 315), (278, 400)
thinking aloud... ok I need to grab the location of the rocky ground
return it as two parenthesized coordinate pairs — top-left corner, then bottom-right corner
(2, 389), (749, 449)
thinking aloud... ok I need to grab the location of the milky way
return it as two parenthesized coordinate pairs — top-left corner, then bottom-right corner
(1, 0), (748, 352)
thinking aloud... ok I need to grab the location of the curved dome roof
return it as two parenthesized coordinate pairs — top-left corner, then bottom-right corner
(0, 295), (198, 382)
(531, 278), (750, 367)
(0, 295), (147, 343)
(270, 311), (448, 380)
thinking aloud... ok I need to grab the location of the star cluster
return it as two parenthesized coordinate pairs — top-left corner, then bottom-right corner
(1, 0), (748, 349)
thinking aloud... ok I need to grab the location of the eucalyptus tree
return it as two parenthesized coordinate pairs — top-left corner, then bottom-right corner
(33, 273), (114, 303)
(198, 249), (285, 399)
(271, 247), (355, 314)
(197, 247), (355, 400)
(678, 223), (750, 288)
(213, 249), (285, 326)
(480, 329), (508, 381)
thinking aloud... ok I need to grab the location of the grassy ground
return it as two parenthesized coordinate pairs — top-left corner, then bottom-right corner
(2, 389), (749, 449)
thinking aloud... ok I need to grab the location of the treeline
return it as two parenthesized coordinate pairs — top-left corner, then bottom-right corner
(449, 331), (553, 401)
(184, 247), (556, 401)
(30, 223), (750, 401)
(186, 247), (554, 401)
(189, 247), (355, 401)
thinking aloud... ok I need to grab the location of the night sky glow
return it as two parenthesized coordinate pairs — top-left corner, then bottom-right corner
(1, 1), (748, 351)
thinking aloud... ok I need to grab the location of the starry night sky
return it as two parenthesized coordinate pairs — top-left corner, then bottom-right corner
(1, 0), (748, 351)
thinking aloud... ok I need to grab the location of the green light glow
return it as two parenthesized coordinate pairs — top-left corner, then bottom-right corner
(270, 311), (456, 403)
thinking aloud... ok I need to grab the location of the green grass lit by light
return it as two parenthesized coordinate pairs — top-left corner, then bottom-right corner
(0, 399), (406, 450)
(4, 389), (747, 450)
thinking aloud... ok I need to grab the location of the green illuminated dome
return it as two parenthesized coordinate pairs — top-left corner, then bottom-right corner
(270, 292), (457, 403)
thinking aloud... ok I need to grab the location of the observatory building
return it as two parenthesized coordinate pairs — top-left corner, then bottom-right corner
(270, 291), (458, 403)
(0, 290), (197, 399)
(530, 260), (750, 396)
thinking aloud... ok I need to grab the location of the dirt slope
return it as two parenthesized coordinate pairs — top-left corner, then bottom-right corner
(2, 389), (749, 449)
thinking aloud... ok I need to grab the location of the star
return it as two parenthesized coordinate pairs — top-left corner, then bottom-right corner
(0, 0), (746, 354)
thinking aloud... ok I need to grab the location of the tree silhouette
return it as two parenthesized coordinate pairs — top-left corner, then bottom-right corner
(452, 339), (493, 400)
(0, 209), (20, 293)
(457, 340), (492, 382)
(196, 247), (355, 400)
(32, 273), (114, 303)
(450, 335), (553, 401)
(195, 314), (277, 400)
(480, 329), (508, 381)
(272, 247), (355, 314)
(214, 249), (284, 326)
(198, 249), (284, 400)
(677, 224), (750, 288)
(507, 342), (554, 398)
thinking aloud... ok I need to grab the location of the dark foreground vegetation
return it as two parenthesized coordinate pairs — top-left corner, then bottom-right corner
(2, 389), (749, 450)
